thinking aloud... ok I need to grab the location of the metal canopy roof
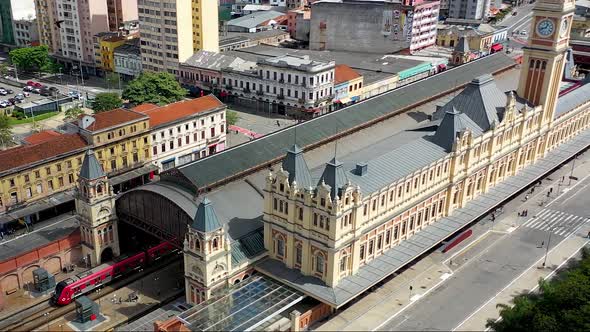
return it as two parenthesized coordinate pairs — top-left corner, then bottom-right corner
(177, 275), (304, 331)
(172, 54), (516, 192)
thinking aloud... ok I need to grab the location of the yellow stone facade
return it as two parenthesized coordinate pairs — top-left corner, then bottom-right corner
(100, 37), (127, 71)
(192, 0), (219, 53)
(262, 0), (588, 290)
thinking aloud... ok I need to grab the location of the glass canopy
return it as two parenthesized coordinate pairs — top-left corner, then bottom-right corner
(178, 275), (305, 331)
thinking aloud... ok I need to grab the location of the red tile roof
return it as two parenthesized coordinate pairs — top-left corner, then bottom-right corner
(132, 103), (159, 113)
(24, 130), (62, 145)
(79, 108), (147, 132)
(0, 134), (88, 173)
(133, 95), (225, 128)
(334, 64), (362, 85)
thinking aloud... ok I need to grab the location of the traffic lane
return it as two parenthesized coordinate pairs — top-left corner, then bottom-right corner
(380, 228), (547, 331)
(550, 175), (590, 219)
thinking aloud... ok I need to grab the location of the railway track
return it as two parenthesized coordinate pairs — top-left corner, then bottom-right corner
(0, 255), (182, 331)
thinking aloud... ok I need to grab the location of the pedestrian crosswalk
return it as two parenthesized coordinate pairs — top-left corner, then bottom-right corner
(521, 209), (589, 237)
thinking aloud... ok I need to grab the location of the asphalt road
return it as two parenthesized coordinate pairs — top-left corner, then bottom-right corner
(379, 156), (590, 331)
(501, 3), (535, 50)
(0, 82), (52, 112)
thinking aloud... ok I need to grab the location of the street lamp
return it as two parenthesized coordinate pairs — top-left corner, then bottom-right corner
(568, 156), (577, 186)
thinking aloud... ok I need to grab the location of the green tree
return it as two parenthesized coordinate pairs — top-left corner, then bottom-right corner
(0, 115), (13, 148)
(487, 247), (590, 332)
(9, 45), (51, 73)
(91, 92), (123, 113)
(226, 110), (239, 127)
(122, 72), (187, 105)
(64, 106), (85, 120)
(0, 63), (8, 77)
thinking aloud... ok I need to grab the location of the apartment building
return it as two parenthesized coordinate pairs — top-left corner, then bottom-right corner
(138, 0), (219, 75)
(106, 0), (138, 31)
(221, 54), (335, 117)
(133, 95), (227, 171)
(0, 0), (37, 46)
(114, 39), (142, 80)
(448, 0), (491, 20)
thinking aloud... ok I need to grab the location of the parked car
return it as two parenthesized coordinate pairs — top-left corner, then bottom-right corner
(0, 89), (7, 96)
(69, 91), (82, 99)
(6, 88), (14, 94)
(40, 88), (52, 96)
(23, 85), (34, 92)
(7, 98), (18, 105)
(33, 82), (43, 88)
(0, 100), (9, 107)
(26, 80), (35, 86)
(32, 88), (41, 94)
(520, 30), (527, 36)
(15, 93), (25, 100)
(49, 86), (60, 94)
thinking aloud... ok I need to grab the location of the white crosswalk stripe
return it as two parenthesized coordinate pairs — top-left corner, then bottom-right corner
(519, 209), (589, 237)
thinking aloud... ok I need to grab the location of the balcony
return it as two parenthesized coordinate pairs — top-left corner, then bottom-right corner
(244, 87), (251, 93)
(277, 94), (285, 100)
(279, 78), (285, 83)
(256, 90), (264, 96)
(225, 84), (233, 90)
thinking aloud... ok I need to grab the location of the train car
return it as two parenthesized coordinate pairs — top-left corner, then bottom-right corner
(52, 241), (176, 305)
(53, 252), (146, 305)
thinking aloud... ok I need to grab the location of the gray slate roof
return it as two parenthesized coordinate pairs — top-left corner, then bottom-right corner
(317, 158), (348, 199)
(79, 150), (105, 180)
(230, 229), (265, 266)
(171, 53), (516, 192)
(192, 197), (222, 233)
(182, 51), (245, 71)
(227, 10), (285, 29)
(555, 82), (590, 118)
(282, 144), (314, 189)
(433, 74), (503, 131)
(257, 127), (590, 308)
(432, 107), (483, 151)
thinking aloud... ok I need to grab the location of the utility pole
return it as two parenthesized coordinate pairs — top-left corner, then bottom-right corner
(568, 156), (577, 186)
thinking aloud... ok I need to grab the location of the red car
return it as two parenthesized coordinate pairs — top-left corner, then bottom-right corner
(27, 81), (43, 88)
(26, 80), (35, 86)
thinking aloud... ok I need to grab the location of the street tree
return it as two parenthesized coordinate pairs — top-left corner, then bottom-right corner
(9, 45), (52, 73)
(0, 115), (13, 149)
(0, 63), (8, 77)
(91, 92), (123, 113)
(64, 106), (85, 120)
(122, 72), (187, 105)
(226, 110), (239, 128)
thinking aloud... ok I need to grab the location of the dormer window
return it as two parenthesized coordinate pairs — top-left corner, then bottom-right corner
(195, 239), (200, 251)
(320, 198), (326, 207)
(212, 238), (218, 250)
(279, 183), (284, 192)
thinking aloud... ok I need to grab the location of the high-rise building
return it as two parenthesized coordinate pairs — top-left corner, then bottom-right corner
(106, 0), (138, 32)
(34, 0), (138, 75)
(138, 0), (219, 75)
(448, 0), (491, 20)
(0, 0), (37, 45)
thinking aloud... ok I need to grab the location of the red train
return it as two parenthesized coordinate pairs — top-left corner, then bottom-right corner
(52, 242), (176, 305)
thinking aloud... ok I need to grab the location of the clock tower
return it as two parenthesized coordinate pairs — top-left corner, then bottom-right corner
(517, 0), (575, 124)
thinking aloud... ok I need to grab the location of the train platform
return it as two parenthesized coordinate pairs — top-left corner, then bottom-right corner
(39, 260), (184, 332)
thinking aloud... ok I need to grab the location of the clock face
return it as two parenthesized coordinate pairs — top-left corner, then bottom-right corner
(537, 19), (555, 37)
(560, 19), (569, 37)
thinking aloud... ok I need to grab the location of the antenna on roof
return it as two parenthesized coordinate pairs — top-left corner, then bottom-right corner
(334, 124), (339, 161)
(294, 124), (297, 147)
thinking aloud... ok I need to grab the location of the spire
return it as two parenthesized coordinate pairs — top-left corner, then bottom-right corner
(282, 144), (313, 189)
(79, 149), (105, 180)
(191, 197), (222, 233)
(317, 157), (348, 200)
(454, 36), (470, 53)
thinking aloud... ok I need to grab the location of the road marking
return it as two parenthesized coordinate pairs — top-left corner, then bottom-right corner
(443, 230), (491, 265)
(483, 237), (590, 331)
(453, 221), (590, 331)
(440, 273), (452, 280)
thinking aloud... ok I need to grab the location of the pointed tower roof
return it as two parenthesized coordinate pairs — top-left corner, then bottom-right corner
(281, 144), (313, 188)
(432, 107), (483, 152)
(454, 36), (470, 53)
(191, 197), (222, 233)
(79, 149), (105, 180)
(432, 74), (503, 132)
(317, 157), (348, 199)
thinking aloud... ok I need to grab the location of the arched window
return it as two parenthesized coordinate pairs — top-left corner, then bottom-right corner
(314, 252), (325, 274)
(212, 238), (219, 250)
(97, 184), (103, 194)
(195, 239), (201, 251)
(276, 236), (285, 257)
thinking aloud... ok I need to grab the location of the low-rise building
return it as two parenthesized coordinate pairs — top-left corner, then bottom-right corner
(333, 64), (363, 109)
(226, 10), (287, 33)
(133, 95), (227, 171)
(219, 30), (290, 52)
(179, 51), (251, 94)
(287, 7), (311, 40)
(221, 53), (335, 117)
(114, 39), (142, 80)
(99, 35), (128, 72)
(436, 23), (508, 55)
(0, 133), (88, 214)
(68, 108), (155, 191)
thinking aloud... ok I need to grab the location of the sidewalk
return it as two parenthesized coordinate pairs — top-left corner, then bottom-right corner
(455, 228), (590, 331)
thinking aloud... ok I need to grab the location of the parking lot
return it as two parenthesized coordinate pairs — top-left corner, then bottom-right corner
(0, 80), (69, 114)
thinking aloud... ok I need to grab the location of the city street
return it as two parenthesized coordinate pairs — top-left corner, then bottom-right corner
(499, 2), (535, 50)
(377, 152), (590, 331)
(315, 148), (590, 332)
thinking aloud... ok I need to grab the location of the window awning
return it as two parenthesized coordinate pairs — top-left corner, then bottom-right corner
(109, 164), (159, 186)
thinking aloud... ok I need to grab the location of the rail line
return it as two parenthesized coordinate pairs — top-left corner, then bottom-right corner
(0, 255), (182, 331)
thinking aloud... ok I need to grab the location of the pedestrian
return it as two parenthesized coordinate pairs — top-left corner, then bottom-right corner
(531, 187), (535, 194)
(587, 231), (590, 239)
(276, 120), (280, 127)
(518, 212), (521, 217)
(549, 187), (553, 194)
(525, 210), (528, 217)
(491, 213), (495, 222)
(547, 191), (550, 198)
(525, 194), (530, 201)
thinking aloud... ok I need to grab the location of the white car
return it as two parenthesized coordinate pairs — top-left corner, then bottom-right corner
(519, 30), (527, 36)
(0, 100), (9, 108)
